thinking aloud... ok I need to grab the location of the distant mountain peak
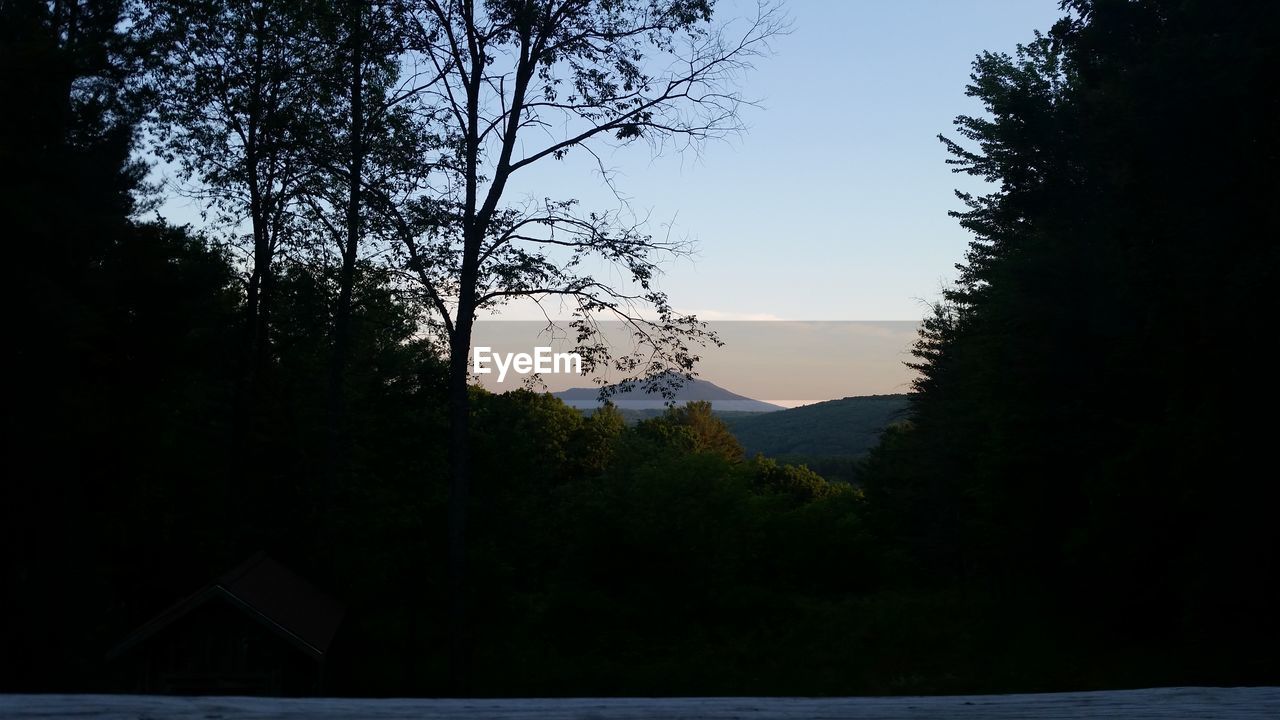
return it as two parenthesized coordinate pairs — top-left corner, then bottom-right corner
(555, 375), (783, 412)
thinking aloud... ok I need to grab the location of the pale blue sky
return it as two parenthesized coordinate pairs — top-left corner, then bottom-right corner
(501, 0), (1066, 321)
(154, 0), (1065, 324)
(149, 0), (1066, 397)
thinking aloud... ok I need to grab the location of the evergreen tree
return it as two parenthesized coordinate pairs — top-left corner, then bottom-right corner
(862, 0), (1280, 677)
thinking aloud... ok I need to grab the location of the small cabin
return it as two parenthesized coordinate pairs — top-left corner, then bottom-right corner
(109, 553), (344, 696)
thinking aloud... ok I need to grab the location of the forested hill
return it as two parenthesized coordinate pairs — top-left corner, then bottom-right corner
(722, 394), (910, 458)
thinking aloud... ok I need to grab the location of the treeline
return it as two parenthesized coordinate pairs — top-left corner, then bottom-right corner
(1, 0), (872, 696)
(3, 0), (1278, 697)
(859, 0), (1280, 688)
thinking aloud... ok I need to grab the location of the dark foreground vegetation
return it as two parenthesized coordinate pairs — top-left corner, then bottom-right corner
(3, 0), (1277, 697)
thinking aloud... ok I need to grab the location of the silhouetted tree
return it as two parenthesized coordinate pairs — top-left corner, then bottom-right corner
(1, 0), (245, 687)
(861, 0), (1280, 678)
(398, 0), (784, 689)
(141, 0), (333, 392)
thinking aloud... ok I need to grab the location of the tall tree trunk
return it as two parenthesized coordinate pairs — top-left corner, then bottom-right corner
(245, 263), (262, 376)
(327, 3), (365, 498)
(245, 193), (272, 392)
(445, 35), (488, 694)
(243, 14), (271, 399)
(445, 332), (471, 695)
(446, 259), (478, 693)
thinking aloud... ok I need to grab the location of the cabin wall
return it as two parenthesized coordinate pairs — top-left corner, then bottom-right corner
(116, 601), (322, 696)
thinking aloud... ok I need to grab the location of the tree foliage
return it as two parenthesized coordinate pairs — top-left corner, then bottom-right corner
(6, 0), (1279, 698)
(861, 0), (1280, 679)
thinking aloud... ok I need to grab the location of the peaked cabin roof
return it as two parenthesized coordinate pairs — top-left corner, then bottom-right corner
(109, 554), (344, 661)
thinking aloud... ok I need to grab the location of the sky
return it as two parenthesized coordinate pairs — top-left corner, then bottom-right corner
(153, 0), (1068, 399)
(155, 0), (1066, 323)
(498, 0), (1067, 321)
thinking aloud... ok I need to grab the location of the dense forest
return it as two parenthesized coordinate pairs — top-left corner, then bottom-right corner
(859, 0), (1280, 688)
(3, 0), (1277, 697)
